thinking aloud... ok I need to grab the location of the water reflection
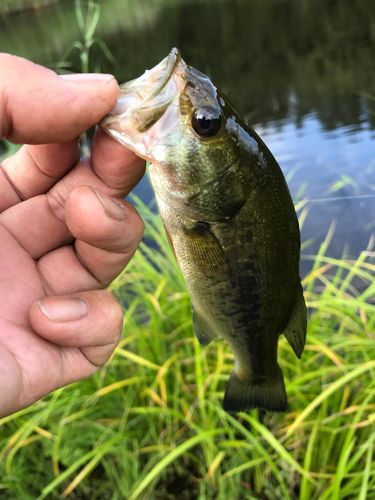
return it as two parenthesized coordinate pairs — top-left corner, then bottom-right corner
(257, 112), (375, 272)
(1, 0), (374, 264)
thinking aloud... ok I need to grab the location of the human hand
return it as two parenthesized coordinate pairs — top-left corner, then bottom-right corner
(0, 54), (145, 417)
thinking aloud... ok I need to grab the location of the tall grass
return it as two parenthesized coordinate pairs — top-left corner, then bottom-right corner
(0, 196), (373, 499)
(61, 0), (115, 74)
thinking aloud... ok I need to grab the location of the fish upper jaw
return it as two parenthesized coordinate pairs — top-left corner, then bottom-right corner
(100, 47), (187, 161)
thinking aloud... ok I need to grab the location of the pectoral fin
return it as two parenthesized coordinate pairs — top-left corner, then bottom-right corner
(183, 221), (231, 278)
(192, 308), (217, 346)
(283, 284), (307, 358)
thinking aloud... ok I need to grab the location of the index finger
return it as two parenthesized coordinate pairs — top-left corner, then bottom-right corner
(0, 53), (119, 144)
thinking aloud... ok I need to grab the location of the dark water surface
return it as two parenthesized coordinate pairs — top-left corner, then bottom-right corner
(1, 0), (375, 272)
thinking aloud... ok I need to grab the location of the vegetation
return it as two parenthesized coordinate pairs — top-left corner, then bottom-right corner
(61, 0), (115, 74)
(0, 197), (373, 499)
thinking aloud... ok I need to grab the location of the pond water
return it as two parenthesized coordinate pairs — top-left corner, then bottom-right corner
(1, 0), (375, 273)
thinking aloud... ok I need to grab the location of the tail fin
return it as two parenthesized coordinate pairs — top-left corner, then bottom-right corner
(223, 368), (287, 412)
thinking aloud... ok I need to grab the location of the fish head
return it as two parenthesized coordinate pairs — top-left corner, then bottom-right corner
(101, 48), (261, 220)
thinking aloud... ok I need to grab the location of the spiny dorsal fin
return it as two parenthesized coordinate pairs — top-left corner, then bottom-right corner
(192, 307), (217, 346)
(283, 284), (307, 358)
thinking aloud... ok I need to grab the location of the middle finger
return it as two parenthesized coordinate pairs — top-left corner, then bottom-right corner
(37, 186), (144, 295)
(0, 140), (79, 213)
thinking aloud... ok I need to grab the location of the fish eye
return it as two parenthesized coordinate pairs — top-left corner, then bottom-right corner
(191, 107), (222, 137)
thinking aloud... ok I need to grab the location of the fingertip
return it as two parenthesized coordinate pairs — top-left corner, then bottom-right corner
(91, 127), (146, 192)
(46, 75), (121, 142)
(60, 73), (120, 115)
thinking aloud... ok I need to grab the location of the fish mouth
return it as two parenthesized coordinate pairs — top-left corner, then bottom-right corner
(101, 48), (185, 157)
(142, 47), (181, 102)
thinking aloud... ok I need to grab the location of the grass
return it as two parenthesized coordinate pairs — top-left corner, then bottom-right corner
(61, 0), (115, 74)
(0, 196), (373, 499)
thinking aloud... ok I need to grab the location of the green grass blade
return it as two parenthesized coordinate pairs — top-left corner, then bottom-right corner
(286, 360), (375, 437)
(358, 436), (374, 500)
(242, 414), (316, 484)
(129, 429), (224, 500)
(299, 421), (319, 499)
(38, 435), (118, 499)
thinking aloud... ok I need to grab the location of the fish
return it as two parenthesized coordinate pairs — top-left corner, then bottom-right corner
(101, 48), (307, 412)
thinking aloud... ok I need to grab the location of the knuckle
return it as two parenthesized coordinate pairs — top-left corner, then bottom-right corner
(47, 183), (69, 222)
(47, 162), (83, 222)
(46, 192), (65, 222)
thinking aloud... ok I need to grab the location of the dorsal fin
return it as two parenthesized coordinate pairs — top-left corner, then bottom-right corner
(283, 284), (307, 358)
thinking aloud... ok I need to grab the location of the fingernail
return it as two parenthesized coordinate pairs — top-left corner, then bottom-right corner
(38, 297), (88, 322)
(93, 189), (126, 221)
(60, 73), (116, 83)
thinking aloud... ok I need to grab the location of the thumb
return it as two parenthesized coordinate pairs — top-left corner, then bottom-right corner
(0, 53), (119, 144)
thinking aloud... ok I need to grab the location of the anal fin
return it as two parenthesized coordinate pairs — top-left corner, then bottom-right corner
(192, 308), (217, 346)
(283, 283), (307, 358)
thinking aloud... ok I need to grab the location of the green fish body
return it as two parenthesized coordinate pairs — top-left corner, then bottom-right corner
(101, 48), (307, 412)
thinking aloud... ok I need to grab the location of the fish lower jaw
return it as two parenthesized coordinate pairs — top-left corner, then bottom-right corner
(103, 127), (154, 162)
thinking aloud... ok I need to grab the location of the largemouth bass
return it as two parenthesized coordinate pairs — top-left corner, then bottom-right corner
(101, 48), (307, 412)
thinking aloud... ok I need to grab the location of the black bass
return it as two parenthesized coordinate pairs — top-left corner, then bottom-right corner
(101, 48), (307, 412)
